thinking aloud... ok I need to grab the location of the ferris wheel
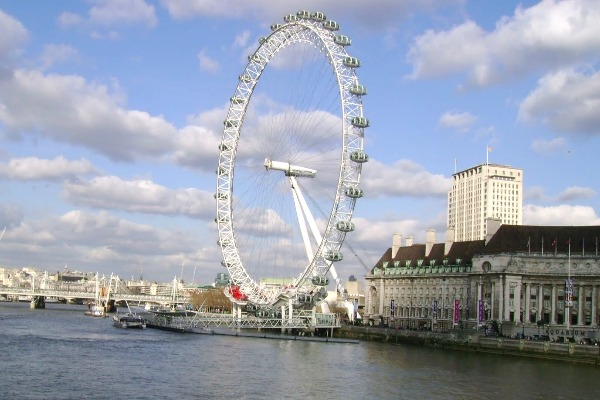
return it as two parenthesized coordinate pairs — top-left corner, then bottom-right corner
(215, 11), (369, 310)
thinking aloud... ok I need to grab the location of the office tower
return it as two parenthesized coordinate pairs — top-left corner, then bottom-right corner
(448, 163), (523, 242)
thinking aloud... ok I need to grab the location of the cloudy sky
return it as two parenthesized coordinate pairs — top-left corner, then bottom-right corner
(1, 0), (599, 285)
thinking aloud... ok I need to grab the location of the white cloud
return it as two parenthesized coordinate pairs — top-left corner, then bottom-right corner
(161, 0), (464, 29)
(1, 210), (221, 282)
(39, 44), (79, 71)
(407, 0), (600, 86)
(63, 176), (214, 219)
(0, 9), (28, 63)
(531, 137), (567, 154)
(0, 156), (96, 180)
(233, 31), (251, 48)
(58, 0), (157, 29)
(524, 186), (547, 202)
(198, 50), (220, 73)
(362, 159), (451, 198)
(0, 204), (23, 229)
(518, 68), (600, 135)
(172, 124), (220, 171)
(523, 204), (600, 225)
(0, 69), (177, 161)
(557, 186), (596, 202)
(438, 111), (477, 132)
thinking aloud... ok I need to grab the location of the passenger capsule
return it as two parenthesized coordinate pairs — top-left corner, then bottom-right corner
(230, 96), (246, 104)
(217, 239), (231, 247)
(297, 294), (313, 303)
(336, 220), (355, 232)
(214, 192), (228, 200)
(343, 56), (360, 68)
(324, 250), (343, 262)
(311, 275), (329, 286)
(270, 24), (281, 31)
(259, 37), (267, 44)
(349, 83), (367, 96)
(284, 14), (297, 22)
(216, 167), (228, 176)
(245, 303), (257, 312)
(297, 10), (311, 19)
(334, 35), (351, 46)
(311, 12), (326, 22)
(350, 150), (369, 163)
(351, 116), (369, 128)
(322, 20), (339, 31)
(214, 215), (229, 223)
(218, 142), (229, 151)
(255, 309), (269, 318)
(345, 186), (363, 198)
(239, 74), (252, 82)
(224, 119), (239, 128)
(220, 260), (231, 268)
(248, 54), (263, 63)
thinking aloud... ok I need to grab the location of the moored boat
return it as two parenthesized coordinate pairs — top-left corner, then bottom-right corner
(112, 313), (146, 329)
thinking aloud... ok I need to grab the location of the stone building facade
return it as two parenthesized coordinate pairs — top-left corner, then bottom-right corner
(364, 221), (600, 342)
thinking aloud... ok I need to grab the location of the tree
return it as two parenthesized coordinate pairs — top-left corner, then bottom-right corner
(189, 287), (231, 313)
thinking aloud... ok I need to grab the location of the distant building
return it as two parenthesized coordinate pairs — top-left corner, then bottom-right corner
(364, 224), (600, 342)
(448, 163), (522, 242)
(344, 275), (365, 317)
(214, 272), (231, 288)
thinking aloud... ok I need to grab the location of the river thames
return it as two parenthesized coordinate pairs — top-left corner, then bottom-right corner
(1, 302), (598, 400)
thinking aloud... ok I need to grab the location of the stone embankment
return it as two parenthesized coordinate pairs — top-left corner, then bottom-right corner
(334, 325), (600, 366)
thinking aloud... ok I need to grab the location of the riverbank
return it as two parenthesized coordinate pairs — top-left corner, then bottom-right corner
(334, 325), (600, 366)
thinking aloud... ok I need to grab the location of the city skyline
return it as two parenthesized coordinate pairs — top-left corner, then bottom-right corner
(0, 1), (599, 284)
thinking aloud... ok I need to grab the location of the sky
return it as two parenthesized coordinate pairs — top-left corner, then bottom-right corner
(1, 0), (599, 286)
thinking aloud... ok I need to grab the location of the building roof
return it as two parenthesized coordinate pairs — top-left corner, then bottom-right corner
(485, 225), (600, 254)
(370, 225), (600, 274)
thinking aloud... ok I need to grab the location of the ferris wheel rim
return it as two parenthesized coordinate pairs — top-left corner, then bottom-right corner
(215, 12), (367, 307)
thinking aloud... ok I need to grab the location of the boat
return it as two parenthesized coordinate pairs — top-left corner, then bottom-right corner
(85, 273), (108, 317)
(112, 313), (146, 329)
(146, 304), (196, 317)
(85, 303), (106, 317)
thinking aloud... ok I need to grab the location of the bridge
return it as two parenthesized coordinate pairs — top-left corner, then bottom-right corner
(0, 274), (187, 308)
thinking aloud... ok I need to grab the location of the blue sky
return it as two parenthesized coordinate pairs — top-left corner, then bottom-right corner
(1, 0), (599, 285)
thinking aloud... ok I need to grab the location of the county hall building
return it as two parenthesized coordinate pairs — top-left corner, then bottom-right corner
(364, 163), (600, 342)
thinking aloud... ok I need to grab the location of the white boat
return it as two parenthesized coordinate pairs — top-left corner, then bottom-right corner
(112, 313), (146, 329)
(85, 304), (106, 317)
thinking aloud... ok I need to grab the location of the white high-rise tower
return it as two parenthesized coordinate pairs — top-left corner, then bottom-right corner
(448, 163), (523, 242)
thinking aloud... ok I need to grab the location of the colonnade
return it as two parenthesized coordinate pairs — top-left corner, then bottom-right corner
(478, 278), (599, 327)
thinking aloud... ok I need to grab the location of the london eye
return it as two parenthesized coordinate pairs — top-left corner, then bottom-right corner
(215, 11), (369, 313)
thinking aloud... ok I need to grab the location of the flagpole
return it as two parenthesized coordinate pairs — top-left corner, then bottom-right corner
(566, 239), (571, 339)
(541, 237), (544, 256)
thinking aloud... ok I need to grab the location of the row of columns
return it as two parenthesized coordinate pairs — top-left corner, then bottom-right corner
(485, 278), (599, 326)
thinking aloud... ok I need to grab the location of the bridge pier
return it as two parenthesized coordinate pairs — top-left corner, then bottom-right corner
(106, 299), (116, 313)
(30, 296), (46, 309)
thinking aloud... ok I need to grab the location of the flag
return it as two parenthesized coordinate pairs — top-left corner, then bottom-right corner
(487, 146), (493, 152)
